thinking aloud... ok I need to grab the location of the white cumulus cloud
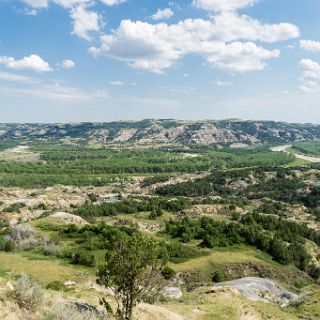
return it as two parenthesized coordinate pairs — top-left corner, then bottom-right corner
(61, 59), (75, 69)
(151, 8), (174, 21)
(54, 0), (91, 8)
(99, 0), (127, 6)
(70, 5), (102, 41)
(299, 59), (320, 79)
(192, 0), (255, 12)
(90, 18), (289, 73)
(22, 0), (126, 9)
(299, 59), (320, 94)
(0, 54), (52, 72)
(300, 40), (320, 54)
(21, 0), (48, 8)
(20, 0), (299, 76)
(206, 41), (279, 73)
(300, 80), (320, 94)
(212, 12), (300, 43)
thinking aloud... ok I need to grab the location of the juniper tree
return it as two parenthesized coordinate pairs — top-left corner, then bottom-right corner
(97, 233), (168, 320)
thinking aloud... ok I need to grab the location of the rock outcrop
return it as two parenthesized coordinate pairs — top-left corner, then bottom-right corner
(1, 119), (320, 146)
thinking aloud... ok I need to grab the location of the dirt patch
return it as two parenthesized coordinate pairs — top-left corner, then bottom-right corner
(50, 212), (89, 225)
(0, 146), (40, 162)
(183, 204), (243, 220)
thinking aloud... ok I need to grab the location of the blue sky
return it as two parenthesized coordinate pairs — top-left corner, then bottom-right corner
(0, 0), (320, 123)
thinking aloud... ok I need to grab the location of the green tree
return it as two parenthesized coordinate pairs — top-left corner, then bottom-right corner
(97, 233), (168, 320)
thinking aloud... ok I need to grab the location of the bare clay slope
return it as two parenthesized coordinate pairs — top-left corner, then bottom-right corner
(1, 119), (320, 145)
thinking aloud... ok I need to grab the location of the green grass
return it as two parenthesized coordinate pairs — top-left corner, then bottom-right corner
(291, 285), (320, 319)
(285, 156), (309, 167)
(291, 142), (320, 157)
(0, 252), (92, 284)
(162, 287), (300, 320)
(0, 268), (10, 278)
(170, 246), (275, 279)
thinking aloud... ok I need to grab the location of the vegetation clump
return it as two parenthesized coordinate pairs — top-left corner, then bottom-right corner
(5, 224), (37, 251)
(97, 233), (168, 320)
(13, 273), (43, 311)
(71, 250), (95, 267)
(165, 214), (315, 275)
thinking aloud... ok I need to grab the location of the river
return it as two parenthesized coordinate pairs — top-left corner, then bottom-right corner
(271, 145), (320, 163)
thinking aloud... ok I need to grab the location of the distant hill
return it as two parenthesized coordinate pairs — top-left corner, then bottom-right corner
(1, 119), (320, 145)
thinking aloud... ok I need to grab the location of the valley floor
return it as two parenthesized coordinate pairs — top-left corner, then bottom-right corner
(0, 140), (320, 319)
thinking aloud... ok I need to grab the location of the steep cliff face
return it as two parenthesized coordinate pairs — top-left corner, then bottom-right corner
(1, 119), (320, 145)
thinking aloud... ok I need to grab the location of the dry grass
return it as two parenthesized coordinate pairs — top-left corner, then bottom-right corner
(135, 287), (300, 320)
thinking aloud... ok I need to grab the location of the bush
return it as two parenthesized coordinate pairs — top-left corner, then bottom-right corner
(41, 302), (106, 320)
(87, 193), (98, 202)
(71, 250), (95, 267)
(38, 236), (60, 256)
(308, 264), (320, 280)
(0, 238), (14, 252)
(5, 224), (37, 251)
(161, 266), (176, 280)
(211, 271), (226, 283)
(148, 208), (163, 220)
(34, 203), (48, 210)
(0, 216), (9, 229)
(166, 241), (208, 263)
(231, 212), (241, 221)
(45, 280), (67, 291)
(13, 273), (43, 311)
(3, 202), (26, 213)
(294, 279), (312, 289)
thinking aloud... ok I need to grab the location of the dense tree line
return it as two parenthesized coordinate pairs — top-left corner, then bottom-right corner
(155, 169), (252, 197)
(254, 201), (288, 216)
(156, 167), (310, 208)
(0, 173), (117, 188)
(141, 175), (172, 187)
(299, 187), (320, 208)
(74, 197), (192, 221)
(164, 214), (318, 275)
(241, 213), (320, 246)
(156, 180), (213, 197)
(0, 143), (296, 188)
(244, 176), (304, 203)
